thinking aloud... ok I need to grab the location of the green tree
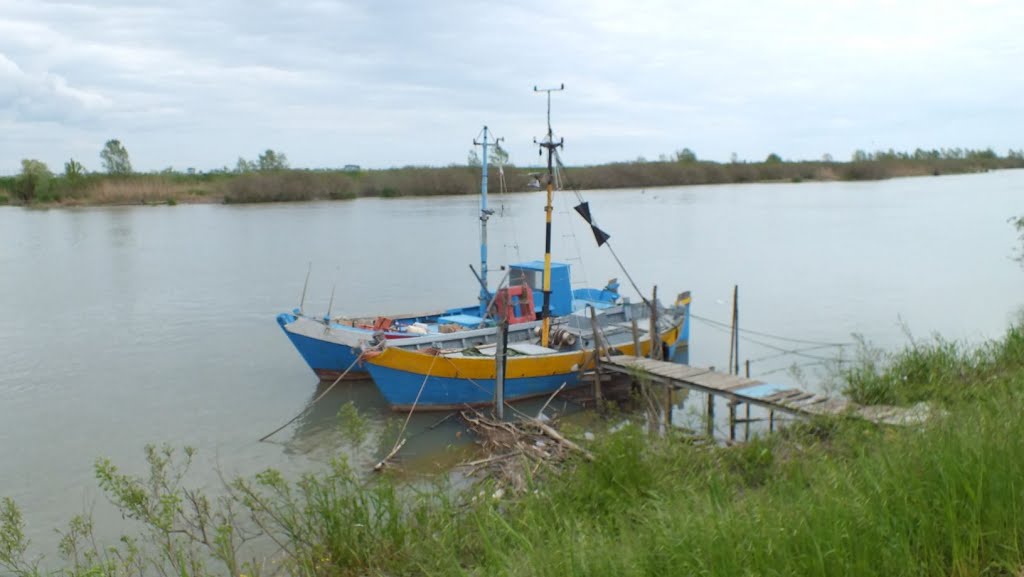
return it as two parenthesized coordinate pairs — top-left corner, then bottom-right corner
(765, 153), (783, 164)
(467, 149), (481, 166)
(15, 159), (52, 202)
(491, 144), (510, 166)
(64, 158), (85, 179)
(235, 157), (257, 173)
(257, 149), (288, 171)
(100, 139), (132, 174)
(674, 148), (697, 163)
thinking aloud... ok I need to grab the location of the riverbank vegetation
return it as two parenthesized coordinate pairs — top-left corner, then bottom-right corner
(4, 321), (1024, 576)
(2, 145), (1023, 207)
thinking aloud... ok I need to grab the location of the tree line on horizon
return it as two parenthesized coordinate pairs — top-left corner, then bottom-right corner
(2, 139), (1023, 206)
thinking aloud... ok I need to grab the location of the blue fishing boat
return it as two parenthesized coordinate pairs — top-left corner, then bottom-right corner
(363, 297), (691, 410)
(362, 85), (693, 410)
(277, 127), (620, 381)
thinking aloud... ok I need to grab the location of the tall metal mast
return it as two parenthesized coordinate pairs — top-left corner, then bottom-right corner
(473, 126), (502, 318)
(534, 84), (564, 347)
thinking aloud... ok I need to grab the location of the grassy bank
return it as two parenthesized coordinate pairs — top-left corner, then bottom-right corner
(4, 323), (1024, 576)
(3, 153), (1023, 207)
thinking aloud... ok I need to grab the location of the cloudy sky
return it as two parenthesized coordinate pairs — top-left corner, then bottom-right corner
(1, 0), (1022, 174)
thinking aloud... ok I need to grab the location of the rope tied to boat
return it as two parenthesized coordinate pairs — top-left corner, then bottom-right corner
(258, 353), (367, 442)
(374, 352), (438, 471)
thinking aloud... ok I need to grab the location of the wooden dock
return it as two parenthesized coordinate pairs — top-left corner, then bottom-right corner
(602, 356), (928, 432)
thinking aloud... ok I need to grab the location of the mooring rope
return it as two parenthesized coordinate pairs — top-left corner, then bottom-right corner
(378, 352), (439, 466)
(259, 352), (366, 442)
(436, 354), (576, 422)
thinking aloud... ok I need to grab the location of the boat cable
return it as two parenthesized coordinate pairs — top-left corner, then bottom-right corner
(689, 313), (854, 347)
(697, 319), (851, 364)
(259, 353), (367, 442)
(550, 151), (592, 290)
(376, 353), (439, 469)
(757, 360), (834, 377)
(435, 355), (540, 421)
(553, 149), (653, 308)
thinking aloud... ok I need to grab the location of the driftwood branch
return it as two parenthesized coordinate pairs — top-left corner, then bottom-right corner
(373, 438), (406, 472)
(458, 409), (594, 490)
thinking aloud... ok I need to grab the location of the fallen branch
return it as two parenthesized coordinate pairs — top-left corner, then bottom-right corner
(530, 420), (594, 461)
(373, 438), (406, 472)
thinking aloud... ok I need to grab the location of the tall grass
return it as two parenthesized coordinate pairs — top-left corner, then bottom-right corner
(842, 326), (1024, 406)
(5, 326), (1024, 576)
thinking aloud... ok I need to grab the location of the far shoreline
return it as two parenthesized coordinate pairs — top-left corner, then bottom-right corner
(2, 154), (1022, 209)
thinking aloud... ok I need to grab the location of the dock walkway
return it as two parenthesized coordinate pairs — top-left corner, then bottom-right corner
(602, 356), (928, 427)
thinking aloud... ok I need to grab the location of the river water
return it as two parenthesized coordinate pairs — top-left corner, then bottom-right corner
(2, 169), (1022, 550)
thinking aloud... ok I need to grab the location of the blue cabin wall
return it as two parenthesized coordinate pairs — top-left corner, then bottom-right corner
(508, 261), (573, 318)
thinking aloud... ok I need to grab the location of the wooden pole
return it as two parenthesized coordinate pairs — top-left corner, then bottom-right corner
(733, 285), (740, 376)
(631, 318), (641, 358)
(588, 305), (603, 407)
(649, 286), (661, 360)
(706, 393), (715, 438)
(744, 359), (751, 440)
(727, 285), (738, 375)
(729, 401), (736, 442)
(494, 317), (508, 420)
(664, 384), (673, 431)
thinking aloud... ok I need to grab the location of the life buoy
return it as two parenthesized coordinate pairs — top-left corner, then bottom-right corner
(494, 284), (536, 324)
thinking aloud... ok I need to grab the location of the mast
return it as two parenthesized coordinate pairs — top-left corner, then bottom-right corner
(473, 126), (502, 318)
(534, 84), (564, 347)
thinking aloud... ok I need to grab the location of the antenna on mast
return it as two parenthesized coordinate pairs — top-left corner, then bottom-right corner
(532, 83), (564, 348)
(534, 83), (564, 142)
(473, 126), (504, 318)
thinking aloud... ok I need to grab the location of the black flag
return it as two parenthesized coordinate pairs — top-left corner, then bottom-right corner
(574, 202), (611, 247)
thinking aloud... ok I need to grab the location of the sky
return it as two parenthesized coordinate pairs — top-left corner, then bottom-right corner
(1, 0), (1022, 174)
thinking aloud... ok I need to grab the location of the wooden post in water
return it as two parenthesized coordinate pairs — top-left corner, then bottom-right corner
(494, 317), (509, 420)
(649, 286), (661, 361)
(631, 318), (641, 357)
(588, 305), (603, 407)
(706, 393), (715, 438)
(664, 384), (673, 431)
(733, 285), (740, 376)
(727, 285), (739, 376)
(729, 401), (737, 442)
(745, 359), (752, 441)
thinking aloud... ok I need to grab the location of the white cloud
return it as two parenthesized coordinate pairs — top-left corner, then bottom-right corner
(0, 0), (1022, 173)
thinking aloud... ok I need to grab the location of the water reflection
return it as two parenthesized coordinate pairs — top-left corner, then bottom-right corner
(104, 208), (136, 249)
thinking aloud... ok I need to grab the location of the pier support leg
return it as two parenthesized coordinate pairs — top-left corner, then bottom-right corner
(729, 401), (736, 442)
(663, 385), (673, 432)
(588, 306), (603, 409)
(706, 393), (715, 438)
(745, 403), (751, 441)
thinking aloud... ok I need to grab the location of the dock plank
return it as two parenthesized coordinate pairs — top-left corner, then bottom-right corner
(603, 355), (925, 427)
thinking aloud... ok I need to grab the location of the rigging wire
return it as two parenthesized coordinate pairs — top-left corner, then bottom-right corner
(690, 313), (854, 347)
(491, 141), (522, 263)
(697, 319), (850, 364)
(551, 156), (591, 289)
(553, 148), (652, 307)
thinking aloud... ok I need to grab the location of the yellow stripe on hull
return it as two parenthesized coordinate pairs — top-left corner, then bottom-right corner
(368, 325), (682, 379)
